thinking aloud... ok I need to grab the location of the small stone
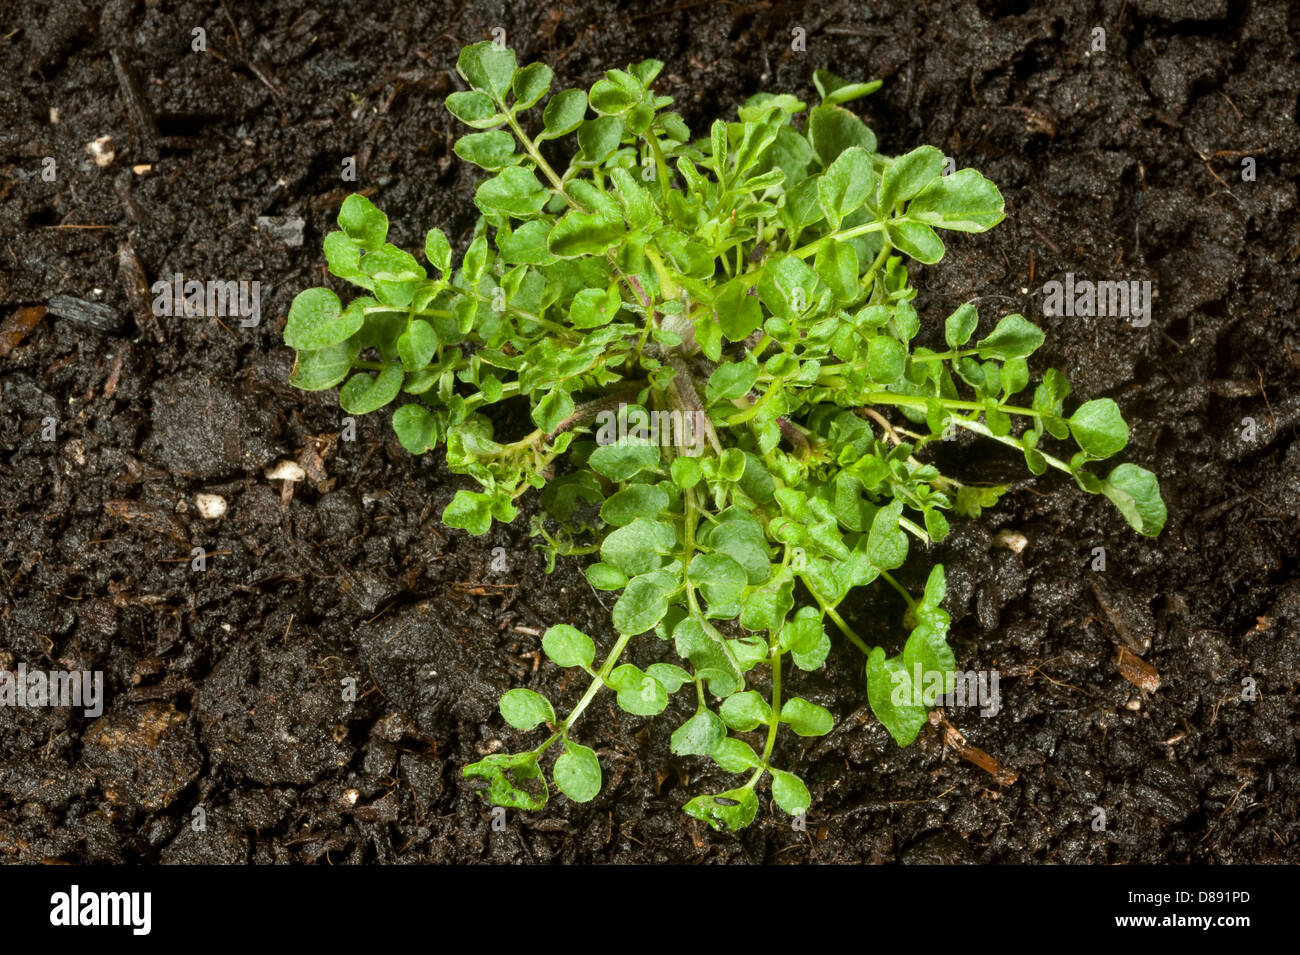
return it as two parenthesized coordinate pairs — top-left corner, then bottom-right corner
(265, 459), (306, 482)
(993, 529), (1028, 554)
(195, 493), (227, 519)
(86, 135), (115, 166)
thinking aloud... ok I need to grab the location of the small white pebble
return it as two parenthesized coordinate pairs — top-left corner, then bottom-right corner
(264, 459), (306, 482)
(86, 135), (114, 167)
(132, 164), (152, 175)
(342, 788), (360, 807)
(195, 493), (227, 519)
(993, 529), (1028, 554)
(49, 107), (60, 124)
(1125, 698), (1142, 711)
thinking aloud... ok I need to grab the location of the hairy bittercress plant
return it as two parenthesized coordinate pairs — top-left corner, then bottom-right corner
(284, 43), (1166, 830)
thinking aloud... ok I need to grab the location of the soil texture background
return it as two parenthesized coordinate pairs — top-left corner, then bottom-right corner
(1, 0), (1298, 863)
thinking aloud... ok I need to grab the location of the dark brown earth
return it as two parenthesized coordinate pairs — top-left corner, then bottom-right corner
(1, 0), (1297, 864)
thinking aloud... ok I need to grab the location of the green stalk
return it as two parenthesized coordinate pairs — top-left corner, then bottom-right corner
(534, 631), (634, 755)
(953, 416), (1074, 475)
(805, 581), (872, 657)
(747, 647), (783, 787)
(791, 219), (887, 259)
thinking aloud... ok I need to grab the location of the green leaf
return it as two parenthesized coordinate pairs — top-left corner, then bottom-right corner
(589, 439), (660, 482)
(499, 688), (555, 730)
(808, 104), (876, 167)
(813, 69), (882, 106)
(424, 228), (452, 273)
(646, 663), (693, 693)
(463, 752), (547, 810)
(975, 313), (1044, 360)
(700, 515), (770, 584)
(719, 690), (771, 732)
(585, 562), (627, 591)
(778, 605), (825, 655)
(1033, 368), (1071, 439)
(612, 570), (677, 634)
(446, 90), (503, 128)
(569, 286), (621, 328)
(289, 337), (360, 391)
(770, 769), (811, 815)
(497, 221), (555, 265)
(601, 518), (675, 577)
(757, 255), (820, 320)
(779, 697), (833, 737)
(868, 335), (906, 382)
(673, 616), (743, 698)
(601, 484), (669, 526)
(818, 146), (873, 228)
(284, 287), (361, 350)
(670, 709), (727, 756)
(924, 507), (950, 542)
(457, 41), (517, 100)
(548, 211), (623, 257)
(945, 302), (979, 348)
(706, 361), (760, 403)
(670, 456), (702, 490)
(576, 116), (623, 164)
(539, 89), (588, 140)
(608, 664), (668, 715)
(879, 145), (946, 209)
(444, 489), (493, 535)
(532, 387), (575, 433)
(454, 130), (517, 170)
(1069, 398), (1129, 459)
(1101, 463), (1166, 537)
(815, 241), (860, 303)
(338, 194), (388, 250)
(339, 364), (404, 414)
(905, 168), (1005, 232)
(397, 319), (438, 370)
(323, 232), (367, 285)
(866, 647), (928, 746)
(683, 787), (758, 831)
(888, 219), (945, 264)
(392, 403), (439, 454)
(511, 62), (552, 109)
(688, 553), (748, 610)
(541, 624), (596, 669)
(476, 166), (548, 216)
(866, 499), (908, 570)
(554, 740), (601, 802)
(711, 737), (761, 773)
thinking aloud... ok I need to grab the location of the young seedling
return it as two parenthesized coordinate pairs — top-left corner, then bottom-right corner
(284, 43), (1166, 830)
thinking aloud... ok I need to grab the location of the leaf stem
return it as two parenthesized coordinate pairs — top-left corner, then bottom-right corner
(790, 219), (887, 259)
(535, 631), (634, 755)
(747, 647), (782, 786)
(953, 416), (1074, 475)
(879, 569), (918, 610)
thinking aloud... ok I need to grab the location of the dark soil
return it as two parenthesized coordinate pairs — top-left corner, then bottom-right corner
(1, 0), (1297, 864)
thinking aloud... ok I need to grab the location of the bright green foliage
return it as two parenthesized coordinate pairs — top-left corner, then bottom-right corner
(286, 43), (1167, 830)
